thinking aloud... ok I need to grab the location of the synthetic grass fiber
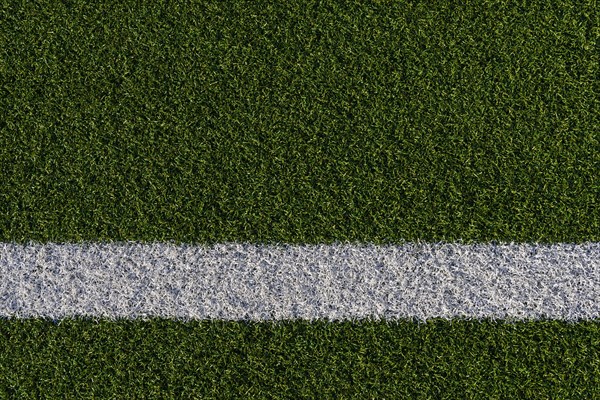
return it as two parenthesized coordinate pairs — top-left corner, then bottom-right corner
(1, 0), (598, 244)
(1, 0), (600, 397)
(1, 319), (600, 398)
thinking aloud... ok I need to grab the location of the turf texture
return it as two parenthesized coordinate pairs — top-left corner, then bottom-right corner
(1, 0), (598, 244)
(1, 0), (599, 397)
(1, 319), (599, 399)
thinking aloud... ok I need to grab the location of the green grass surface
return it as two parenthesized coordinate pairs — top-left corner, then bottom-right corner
(0, 319), (599, 398)
(1, 0), (598, 244)
(2, 0), (600, 397)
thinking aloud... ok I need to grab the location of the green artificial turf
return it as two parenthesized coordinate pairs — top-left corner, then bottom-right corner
(1, 0), (598, 244)
(2, 1), (600, 397)
(0, 319), (597, 399)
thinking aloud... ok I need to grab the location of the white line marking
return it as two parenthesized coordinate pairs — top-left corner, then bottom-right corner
(1, 242), (598, 321)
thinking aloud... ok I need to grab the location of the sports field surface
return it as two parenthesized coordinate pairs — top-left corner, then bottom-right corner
(1, 0), (599, 397)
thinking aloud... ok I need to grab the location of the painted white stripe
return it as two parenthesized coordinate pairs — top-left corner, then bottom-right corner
(1, 242), (599, 321)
